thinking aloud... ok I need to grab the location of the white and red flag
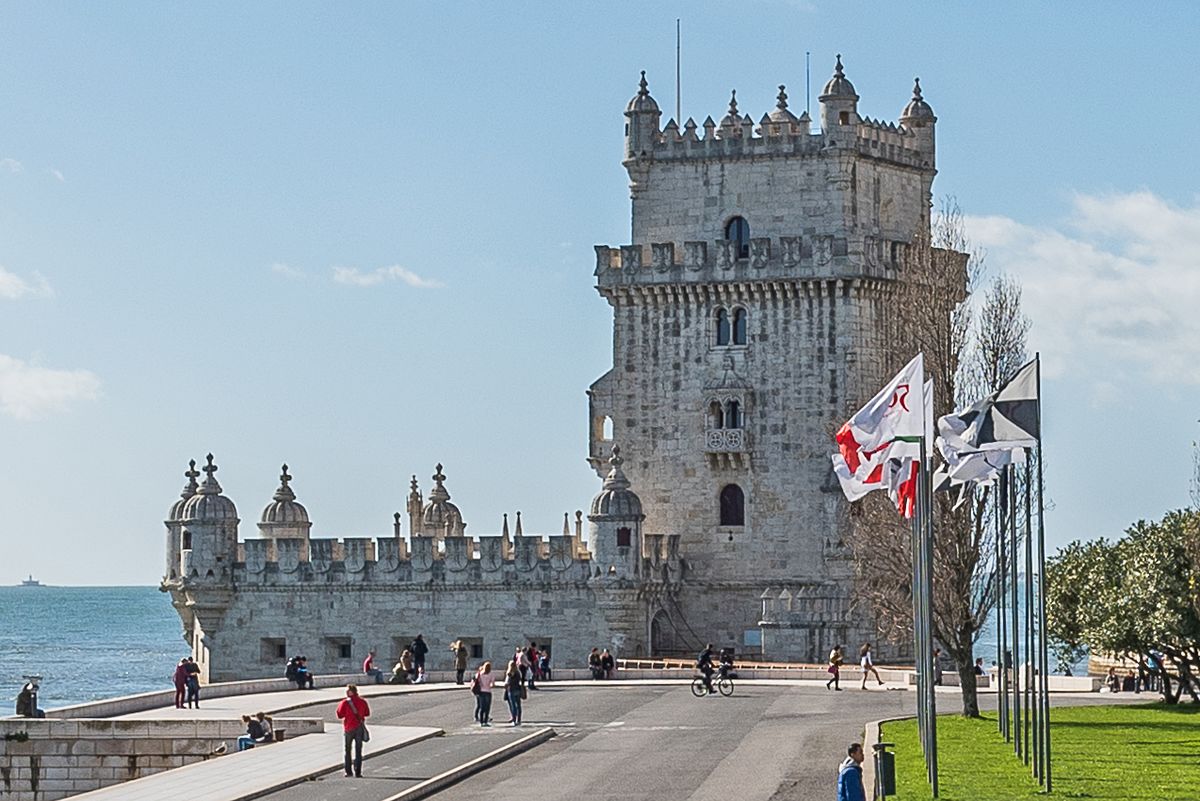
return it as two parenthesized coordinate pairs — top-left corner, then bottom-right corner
(830, 353), (928, 515)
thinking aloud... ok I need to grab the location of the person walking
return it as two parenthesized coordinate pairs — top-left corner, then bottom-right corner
(503, 658), (524, 725)
(451, 640), (469, 685)
(836, 742), (867, 801)
(172, 658), (189, 709)
(932, 648), (944, 686)
(826, 644), (844, 691)
(335, 684), (370, 778)
(859, 644), (884, 689)
(471, 662), (495, 726)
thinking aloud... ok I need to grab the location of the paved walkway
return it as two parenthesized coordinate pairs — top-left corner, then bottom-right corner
(70, 723), (442, 801)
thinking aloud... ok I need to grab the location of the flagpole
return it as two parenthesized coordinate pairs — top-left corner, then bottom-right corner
(1036, 353), (1052, 790)
(921, 437), (939, 796)
(1009, 457), (1021, 759)
(997, 466), (1009, 741)
(1024, 455), (1035, 769)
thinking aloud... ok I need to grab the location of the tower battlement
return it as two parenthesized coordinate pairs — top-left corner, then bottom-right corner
(594, 233), (907, 287)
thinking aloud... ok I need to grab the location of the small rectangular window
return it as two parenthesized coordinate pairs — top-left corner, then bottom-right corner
(260, 637), (286, 663)
(324, 636), (352, 664)
(617, 527), (632, 547)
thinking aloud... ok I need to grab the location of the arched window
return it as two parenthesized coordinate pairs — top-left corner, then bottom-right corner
(708, 400), (725, 429)
(725, 216), (750, 259)
(726, 399), (742, 429)
(181, 530), (192, 551)
(715, 308), (731, 346)
(616, 527), (632, 547)
(732, 308), (747, 345)
(719, 484), (745, 526)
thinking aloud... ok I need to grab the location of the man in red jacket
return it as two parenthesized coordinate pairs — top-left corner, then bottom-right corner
(335, 685), (370, 777)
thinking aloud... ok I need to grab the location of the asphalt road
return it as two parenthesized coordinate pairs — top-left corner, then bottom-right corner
(260, 682), (1151, 801)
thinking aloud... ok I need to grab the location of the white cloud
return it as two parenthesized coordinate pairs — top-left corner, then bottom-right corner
(49, 168), (65, 183)
(0, 266), (53, 299)
(0, 354), (101, 420)
(966, 191), (1200, 386)
(270, 262), (305, 279)
(332, 264), (444, 289)
(0, 158), (23, 173)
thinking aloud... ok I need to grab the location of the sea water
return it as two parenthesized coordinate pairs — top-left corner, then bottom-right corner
(0, 586), (182, 710)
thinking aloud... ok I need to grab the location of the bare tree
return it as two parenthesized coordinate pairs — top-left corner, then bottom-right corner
(846, 198), (1030, 717)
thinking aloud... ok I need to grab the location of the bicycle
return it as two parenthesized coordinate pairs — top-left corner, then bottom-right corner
(691, 670), (734, 697)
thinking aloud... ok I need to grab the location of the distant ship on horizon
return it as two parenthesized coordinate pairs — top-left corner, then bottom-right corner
(20, 575), (43, 587)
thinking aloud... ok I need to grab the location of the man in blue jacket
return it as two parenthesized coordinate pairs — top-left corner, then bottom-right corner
(837, 742), (866, 801)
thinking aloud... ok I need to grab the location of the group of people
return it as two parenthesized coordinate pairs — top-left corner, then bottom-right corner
(587, 647), (615, 680)
(374, 634), (431, 685)
(236, 711), (274, 751)
(284, 655), (315, 689)
(824, 644), (885, 691)
(469, 642), (548, 726)
(172, 656), (202, 708)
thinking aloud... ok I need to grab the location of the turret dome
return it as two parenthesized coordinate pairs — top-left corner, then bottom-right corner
(820, 54), (858, 99)
(421, 464), (463, 530)
(625, 71), (660, 114)
(589, 445), (644, 519)
(768, 85), (799, 125)
(168, 460), (200, 521)
(182, 454), (238, 521)
(719, 90), (742, 129)
(260, 464), (309, 524)
(901, 78), (935, 121)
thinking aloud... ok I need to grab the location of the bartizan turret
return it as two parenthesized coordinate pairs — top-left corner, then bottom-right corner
(164, 459), (199, 582)
(587, 445), (645, 581)
(818, 54), (859, 141)
(257, 464), (312, 556)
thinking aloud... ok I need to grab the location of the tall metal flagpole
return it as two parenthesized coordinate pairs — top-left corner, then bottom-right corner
(912, 500), (926, 759)
(997, 467), (1009, 741)
(675, 19), (681, 127)
(1024, 457), (1035, 769)
(921, 438), (939, 796)
(1009, 459), (1021, 759)
(1035, 353), (1052, 790)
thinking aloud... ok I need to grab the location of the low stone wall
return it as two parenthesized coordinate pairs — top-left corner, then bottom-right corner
(45, 673), (366, 719)
(0, 717), (323, 801)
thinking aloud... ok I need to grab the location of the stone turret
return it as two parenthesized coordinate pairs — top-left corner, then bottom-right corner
(624, 71), (661, 162)
(165, 460), (199, 581)
(899, 77), (936, 165)
(258, 464), (312, 544)
(420, 464), (465, 542)
(406, 475), (423, 537)
(819, 54), (859, 139)
(179, 454), (239, 582)
(587, 445), (646, 580)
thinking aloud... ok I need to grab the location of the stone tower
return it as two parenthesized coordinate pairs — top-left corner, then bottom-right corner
(590, 58), (943, 658)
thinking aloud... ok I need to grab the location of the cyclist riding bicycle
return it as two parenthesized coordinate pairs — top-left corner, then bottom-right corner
(717, 647), (736, 680)
(696, 643), (716, 693)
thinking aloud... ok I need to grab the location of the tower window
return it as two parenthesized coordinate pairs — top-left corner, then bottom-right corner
(181, 530), (192, 550)
(839, 111), (850, 125)
(616, 527), (632, 547)
(726, 400), (742, 429)
(715, 308), (731, 346)
(719, 484), (745, 526)
(708, 400), (725, 429)
(732, 308), (747, 345)
(724, 216), (750, 259)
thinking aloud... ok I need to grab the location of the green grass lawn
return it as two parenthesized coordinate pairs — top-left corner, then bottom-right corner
(881, 702), (1200, 799)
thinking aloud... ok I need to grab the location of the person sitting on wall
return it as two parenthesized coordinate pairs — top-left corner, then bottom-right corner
(286, 655), (315, 689)
(588, 647), (603, 680)
(600, 648), (615, 679)
(538, 648), (552, 682)
(15, 682), (44, 718)
(389, 655), (411, 685)
(237, 714), (270, 751)
(362, 650), (384, 684)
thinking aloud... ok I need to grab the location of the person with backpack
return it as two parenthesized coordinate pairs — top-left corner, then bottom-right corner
(470, 661), (495, 726)
(410, 634), (429, 674)
(335, 684), (370, 778)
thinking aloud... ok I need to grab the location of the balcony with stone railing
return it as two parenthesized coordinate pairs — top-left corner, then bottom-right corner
(595, 235), (905, 289)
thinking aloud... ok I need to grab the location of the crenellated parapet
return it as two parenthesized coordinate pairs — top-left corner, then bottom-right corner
(595, 234), (906, 287)
(227, 529), (682, 588)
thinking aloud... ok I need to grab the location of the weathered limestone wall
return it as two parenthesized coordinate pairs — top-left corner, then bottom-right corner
(0, 718), (322, 800)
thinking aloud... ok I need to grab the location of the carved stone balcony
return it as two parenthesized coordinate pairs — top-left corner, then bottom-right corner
(705, 427), (747, 452)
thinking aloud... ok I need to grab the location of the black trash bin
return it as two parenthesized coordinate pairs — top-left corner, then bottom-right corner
(873, 742), (896, 798)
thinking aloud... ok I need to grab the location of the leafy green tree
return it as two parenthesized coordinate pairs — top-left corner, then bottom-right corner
(1047, 509), (1200, 704)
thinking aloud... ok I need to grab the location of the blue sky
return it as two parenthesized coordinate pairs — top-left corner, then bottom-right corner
(1, 2), (1198, 584)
